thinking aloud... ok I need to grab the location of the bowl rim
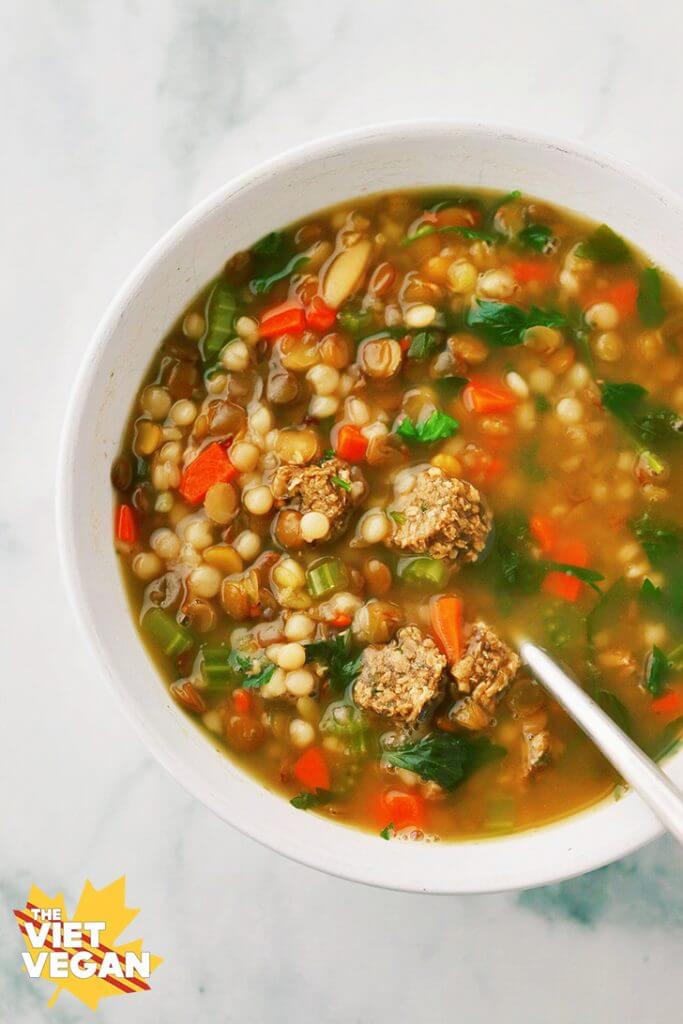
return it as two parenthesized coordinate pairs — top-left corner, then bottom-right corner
(57, 119), (679, 893)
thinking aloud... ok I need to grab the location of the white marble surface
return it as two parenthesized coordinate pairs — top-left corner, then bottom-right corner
(3, 1), (683, 1020)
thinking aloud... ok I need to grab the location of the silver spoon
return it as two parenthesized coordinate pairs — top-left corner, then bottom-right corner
(520, 641), (683, 846)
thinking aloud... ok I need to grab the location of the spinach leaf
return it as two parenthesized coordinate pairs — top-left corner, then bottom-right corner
(337, 307), (373, 337)
(638, 267), (666, 327)
(645, 645), (669, 697)
(290, 789), (333, 809)
(407, 330), (441, 359)
(379, 823), (395, 840)
(488, 512), (545, 594)
(240, 661), (277, 690)
(518, 223), (553, 252)
(645, 716), (683, 761)
(466, 300), (565, 347)
(385, 733), (505, 790)
(305, 630), (362, 692)
(518, 441), (547, 482)
(587, 578), (630, 644)
(631, 513), (683, 565)
(595, 688), (632, 735)
(249, 252), (310, 295)
(600, 380), (683, 453)
(576, 224), (630, 264)
(396, 409), (459, 444)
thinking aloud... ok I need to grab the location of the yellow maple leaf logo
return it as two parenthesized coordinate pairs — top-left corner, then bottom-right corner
(14, 876), (162, 1011)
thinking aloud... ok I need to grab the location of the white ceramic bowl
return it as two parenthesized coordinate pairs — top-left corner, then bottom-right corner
(58, 122), (683, 892)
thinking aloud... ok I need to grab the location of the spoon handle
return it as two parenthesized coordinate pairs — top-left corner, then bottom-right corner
(520, 641), (683, 846)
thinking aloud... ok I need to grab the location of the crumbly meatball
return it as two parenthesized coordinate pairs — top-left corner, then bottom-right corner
(271, 457), (362, 540)
(354, 625), (446, 723)
(389, 467), (491, 563)
(448, 696), (493, 731)
(521, 722), (551, 777)
(452, 623), (520, 711)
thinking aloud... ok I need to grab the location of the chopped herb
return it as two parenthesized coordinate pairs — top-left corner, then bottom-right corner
(645, 645), (669, 697)
(638, 267), (666, 327)
(544, 602), (584, 652)
(379, 823), (395, 840)
(668, 643), (683, 671)
(290, 789), (333, 810)
(534, 394), (551, 413)
(320, 448), (335, 462)
(595, 688), (632, 735)
(587, 579), (630, 645)
(305, 630), (362, 691)
(396, 409), (459, 444)
(407, 330), (441, 359)
(543, 561), (604, 594)
(252, 231), (286, 259)
(466, 300), (565, 347)
(389, 510), (405, 526)
(249, 252), (310, 295)
(645, 716), (683, 760)
(241, 661), (276, 689)
(576, 224), (630, 264)
(517, 223), (553, 252)
(519, 441), (547, 482)
(487, 512), (545, 594)
(434, 375), (469, 398)
(223, 649), (277, 689)
(488, 189), (522, 226)
(331, 474), (351, 492)
(385, 733), (505, 790)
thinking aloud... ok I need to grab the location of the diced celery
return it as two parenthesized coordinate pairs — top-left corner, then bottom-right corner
(142, 608), (194, 657)
(397, 556), (446, 587)
(306, 559), (346, 598)
(201, 281), (238, 364)
(201, 644), (237, 689)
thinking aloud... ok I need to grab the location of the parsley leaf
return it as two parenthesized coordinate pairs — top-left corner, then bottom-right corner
(638, 268), (666, 327)
(396, 409), (459, 444)
(518, 223), (553, 252)
(305, 630), (362, 692)
(385, 734), (506, 790)
(645, 645), (669, 697)
(407, 330), (442, 359)
(249, 252), (310, 295)
(466, 300), (565, 347)
(240, 661), (277, 689)
(290, 789), (333, 810)
(379, 823), (395, 840)
(576, 224), (630, 264)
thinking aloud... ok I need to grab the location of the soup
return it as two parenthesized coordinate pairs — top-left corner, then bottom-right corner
(111, 188), (683, 841)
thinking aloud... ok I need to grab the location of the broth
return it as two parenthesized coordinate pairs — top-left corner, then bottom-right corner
(112, 188), (683, 841)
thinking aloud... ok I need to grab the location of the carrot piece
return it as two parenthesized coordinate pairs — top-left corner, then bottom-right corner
(511, 260), (555, 285)
(586, 279), (638, 318)
(260, 301), (306, 339)
(115, 504), (138, 544)
(651, 691), (683, 717)
(305, 296), (337, 331)
(233, 688), (252, 716)
(376, 789), (425, 830)
(461, 449), (506, 488)
(530, 516), (558, 554)
(430, 594), (464, 663)
(542, 539), (588, 603)
(293, 747), (330, 791)
(335, 423), (368, 462)
(178, 442), (237, 505)
(330, 613), (352, 628)
(463, 379), (518, 414)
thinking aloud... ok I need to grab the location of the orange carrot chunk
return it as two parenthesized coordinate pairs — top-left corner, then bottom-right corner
(651, 691), (683, 717)
(430, 594), (464, 663)
(293, 747), (330, 791)
(585, 279), (638, 318)
(530, 515), (558, 554)
(233, 688), (252, 716)
(335, 423), (368, 462)
(115, 504), (138, 544)
(376, 789), (425, 830)
(179, 442), (237, 505)
(542, 539), (588, 603)
(463, 379), (519, 414)
(260, 301), (306, 339)
(305, 296), (337, 331)
(511, 260), (556, 285)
